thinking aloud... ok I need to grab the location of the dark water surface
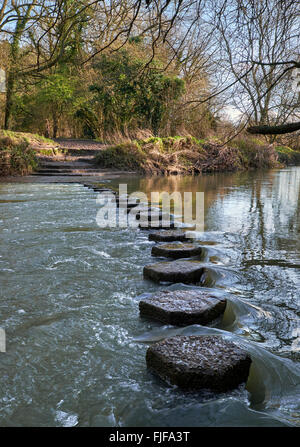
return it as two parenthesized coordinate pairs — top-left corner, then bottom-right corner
(0, 167), (299, 427)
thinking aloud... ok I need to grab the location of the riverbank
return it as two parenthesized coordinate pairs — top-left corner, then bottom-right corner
(1, 131), (300, 178)
(0, 131), (59, 176)
(95, 135), (300, 175)
(0, 131), (129, 181)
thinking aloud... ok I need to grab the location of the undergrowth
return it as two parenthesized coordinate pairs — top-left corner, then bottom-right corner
(0, 132), (41, 175)
(95, 135), (286, 174)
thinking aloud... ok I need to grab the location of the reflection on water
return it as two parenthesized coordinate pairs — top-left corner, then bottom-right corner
(0, 167), (299, 427)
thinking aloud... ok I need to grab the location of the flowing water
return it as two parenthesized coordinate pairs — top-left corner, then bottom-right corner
(0, 167), (299, 427)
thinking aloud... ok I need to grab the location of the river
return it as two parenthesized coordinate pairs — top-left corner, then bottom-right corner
(0, 167), (299, 426)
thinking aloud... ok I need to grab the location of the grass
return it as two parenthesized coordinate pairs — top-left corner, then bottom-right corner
(0, 130), (68, 176)
(0, 130), (56, 147)
(0, 136), (37, 176)
(95, 135), (282, 175)
(95, 141), (148, 172)
(0, 130), (60, 175)
(275, 145), (300, 165)
(2, 130), (299, 177)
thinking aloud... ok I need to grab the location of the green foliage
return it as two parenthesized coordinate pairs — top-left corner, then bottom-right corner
(95, 142), (147, 172)
(89, 50), (185, 136)
(11, 68), (87, 137)
(3, 27), (215, 140)
(36, 73), (75, 109)
(74, 104), (99, 139)
(0, 130), (56, 148)
(276, 145), (300, 165)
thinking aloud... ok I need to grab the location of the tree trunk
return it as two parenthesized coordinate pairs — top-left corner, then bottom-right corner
(52, 111), (58, 138)
(44, 119), (51, 138)
(4, 4), (34, 129)
(4, 71), (15, 129)
(247, 122), (300, 135)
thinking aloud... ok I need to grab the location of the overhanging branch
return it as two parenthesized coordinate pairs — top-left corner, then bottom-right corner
(247, 121), (300, 135)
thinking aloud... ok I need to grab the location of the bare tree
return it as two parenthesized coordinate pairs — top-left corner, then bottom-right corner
(206, 0), (300, 135)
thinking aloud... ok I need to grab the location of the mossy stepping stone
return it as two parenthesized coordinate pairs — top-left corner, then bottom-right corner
(149, 230), (189, 242)
(146, 335), (252, 391)
(139, 289), (226, 326)
(143, 260), (204, 283)
(151, 243), (202, 259)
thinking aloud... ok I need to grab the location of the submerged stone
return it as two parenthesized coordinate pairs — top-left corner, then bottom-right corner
(143, 260), (204, 284)
(151, 243), (203, 259)
(139, 289), (226, 326)
(149, 230), (189, 242)
(146, 335), (252, 391)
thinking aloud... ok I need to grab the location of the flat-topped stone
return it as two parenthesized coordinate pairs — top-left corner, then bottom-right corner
(143, 260), (204, 284)
(99, 195), (140, 210)
(115, 197), (140, 206)
(93, 188), (113, 192)
(149, 230), (189, 242)
(139, 220), (176, 230)
(124, 202), (140, 211)
(146, 335), (251, 391)
(151, 243), (202, 259)
(139, 289), (226, 326)
(136, 209), (174, 223)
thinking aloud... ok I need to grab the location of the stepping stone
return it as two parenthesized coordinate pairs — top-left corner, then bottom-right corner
(146, 335), (252, 391)
(115, 201), (140, 210)
(115, 197), (140, 206)
(139, 221), (176, 230)
(125, 203), (140, 211)
(151, 243), (202, 259)
(100, 195), (140, 209)
(136, 208), (174, 222)
(149, 230), (189, 242)
(94, 190), (115, 195)
(139, 289), (226, 326)
(93, 188), (113, 193)
(143, 260), (204, 283)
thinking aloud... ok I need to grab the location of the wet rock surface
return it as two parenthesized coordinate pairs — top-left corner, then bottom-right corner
(135, 207), (173, 220)
(139, 221), (176, 230)
(143, 260), (205, 283)
(151, 242), (203, 259)
(149, 230), (189, 242)
(137, 212), (174, 223)
(146, 335), (252, 391)
(139, 289), (226, 326)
